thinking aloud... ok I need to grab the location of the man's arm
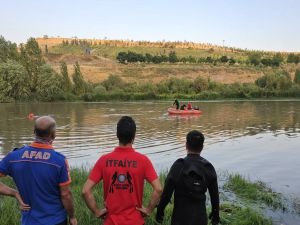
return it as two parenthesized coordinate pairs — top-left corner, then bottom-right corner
(155, 173), (175, 222)
(60, 185), (77, 225)
(207, 166), (220, 225)
(0, 176), (30, 211)
(136, 178), (162, 217)
(82, 179), (107, 218)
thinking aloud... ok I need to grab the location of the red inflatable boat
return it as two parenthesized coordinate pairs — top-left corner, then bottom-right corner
(168, 108), (202, 115)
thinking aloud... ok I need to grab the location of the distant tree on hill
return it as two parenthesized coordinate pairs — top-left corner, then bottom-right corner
(72, 62), (86, 95)
(248, 53), (261, 66)
(220, 55), (229, 63)
(287, 53), (300, 64)
(168, 51), (178, 63)
(60, 62), (72, 92)
(271, 53), (284, 67)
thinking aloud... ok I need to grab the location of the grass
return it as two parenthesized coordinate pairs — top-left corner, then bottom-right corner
(0, 169), (273, 225)
(224, 174), (283, 210)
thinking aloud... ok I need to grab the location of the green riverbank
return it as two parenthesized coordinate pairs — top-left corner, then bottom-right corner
(1, 169), (290, 225)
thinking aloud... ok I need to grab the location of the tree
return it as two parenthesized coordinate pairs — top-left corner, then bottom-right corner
(271, 53), (283, 67)
(60, 62), (72, 92)
(168, 51), (178, 63)
(287, 53), (300, 64)
(35, 64), (63, 100)
(0, 60), (30, 101)
(294, 69), (300, 84)
(220, 55), (229, 63)
(45, 45), (48, 54)
(72, 62), (86, 95)
(21, 38), (44, 92)
(248, 53), (261, 66)
(0, 36), (18, 63)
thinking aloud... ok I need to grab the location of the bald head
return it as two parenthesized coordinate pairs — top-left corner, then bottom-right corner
(34, 116), (56, 140)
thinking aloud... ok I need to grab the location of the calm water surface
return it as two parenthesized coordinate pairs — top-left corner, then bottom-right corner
(0, 101), (299, 197)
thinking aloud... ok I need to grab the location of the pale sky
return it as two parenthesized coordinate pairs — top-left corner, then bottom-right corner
(1, 0), (300, 52)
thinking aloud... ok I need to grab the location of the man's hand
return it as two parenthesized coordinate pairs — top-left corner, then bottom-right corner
(69, 217), (77, 225)
(95, 208), (108, 219)
(15, 192), (31, 211)
(209, 211), (220, 225)
(136, 206), (151, 217)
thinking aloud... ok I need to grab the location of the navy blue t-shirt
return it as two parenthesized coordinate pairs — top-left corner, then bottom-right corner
(0, 142), (71, 225)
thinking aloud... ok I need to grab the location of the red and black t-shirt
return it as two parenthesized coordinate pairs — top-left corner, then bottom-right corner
(89, 146), (158, 225)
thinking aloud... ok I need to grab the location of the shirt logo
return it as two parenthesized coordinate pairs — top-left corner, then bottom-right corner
(109, 172), (133, 193)
(22, 150), (51, 160)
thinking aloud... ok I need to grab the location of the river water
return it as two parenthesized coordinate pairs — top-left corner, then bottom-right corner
(0, 101), (299, 197)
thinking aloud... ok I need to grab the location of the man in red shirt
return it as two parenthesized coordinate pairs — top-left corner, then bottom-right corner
(82, 116), (162, 225)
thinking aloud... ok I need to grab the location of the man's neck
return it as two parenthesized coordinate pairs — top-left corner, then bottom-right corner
(187, 151), (200, 156)
(35, 137), (53, 145)
(119, 143), (133, 148)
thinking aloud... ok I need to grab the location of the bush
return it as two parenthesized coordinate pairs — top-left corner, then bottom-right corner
(193, 76), (209, 92)
(102, 74), (125, 91)
(255, 70), (292, 90)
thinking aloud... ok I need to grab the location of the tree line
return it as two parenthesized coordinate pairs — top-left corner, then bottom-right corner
(116, 51), (300, 67)
(116, 51), (236, 65)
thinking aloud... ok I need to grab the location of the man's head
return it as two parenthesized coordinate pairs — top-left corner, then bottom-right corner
(34, 116), (56, 142)
(117, 116), (136, 146)
(186, 130), (205, 153)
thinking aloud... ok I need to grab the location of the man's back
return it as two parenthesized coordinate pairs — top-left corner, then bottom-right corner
(89, 146), (158, 225)
(0, 142), (71, 225)
(157, 154), (219, 225)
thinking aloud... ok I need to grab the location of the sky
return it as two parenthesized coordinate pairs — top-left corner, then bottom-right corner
(1, 0), (300, 52)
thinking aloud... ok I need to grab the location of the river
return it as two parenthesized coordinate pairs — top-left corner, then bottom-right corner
(0, 101), (299, 197)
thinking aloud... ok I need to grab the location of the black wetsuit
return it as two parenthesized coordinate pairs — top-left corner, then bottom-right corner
(173, 100), (180, 110)
(156, 154), (219, 225)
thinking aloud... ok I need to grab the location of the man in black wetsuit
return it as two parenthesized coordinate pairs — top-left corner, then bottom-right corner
(173, 99), (180, 110)
(156, 130), (220, 225)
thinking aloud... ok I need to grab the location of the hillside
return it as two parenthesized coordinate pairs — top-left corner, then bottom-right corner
(37, 37), (299, 84)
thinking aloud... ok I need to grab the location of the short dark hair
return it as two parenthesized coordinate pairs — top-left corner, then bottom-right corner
(117, 116), (136, 145)
(34, 123), (56, 139)
(186, 130), (205, 153)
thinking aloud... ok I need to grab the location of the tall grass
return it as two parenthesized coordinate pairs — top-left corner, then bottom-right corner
(0, 169), (272, 225)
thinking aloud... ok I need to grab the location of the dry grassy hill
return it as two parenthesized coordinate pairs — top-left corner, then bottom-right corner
(37, 37), (298, 84)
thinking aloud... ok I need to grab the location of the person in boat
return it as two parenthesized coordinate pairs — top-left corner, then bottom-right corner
(0, 116), (78, 225)
(173, 99), (180, 110)
(156, 130), (220, 225)
(82, 116), (162, 225)
(180, 104), (186, 110)
(187, 102), (192, 110)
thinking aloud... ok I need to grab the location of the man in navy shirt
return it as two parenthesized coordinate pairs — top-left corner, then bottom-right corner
(0, 116), (77, 225)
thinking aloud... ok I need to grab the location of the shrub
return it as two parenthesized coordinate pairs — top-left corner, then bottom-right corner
(193, 76), (209, 92)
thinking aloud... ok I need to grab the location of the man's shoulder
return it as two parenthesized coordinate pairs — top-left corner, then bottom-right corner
(51, 150), (67, 161)
(5, 145), (27, 157)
